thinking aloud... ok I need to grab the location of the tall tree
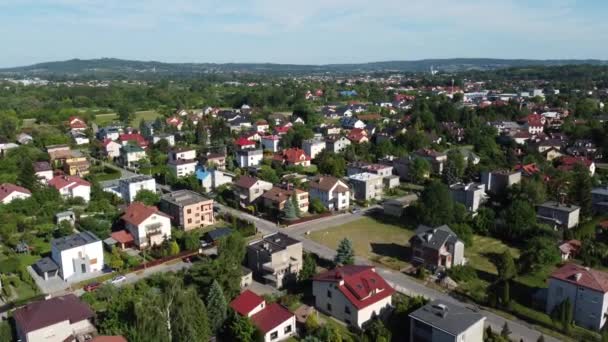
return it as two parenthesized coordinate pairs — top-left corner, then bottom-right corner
(171, 287), (211, 342)
(496, 250), (517, 281)
(226, 313), (258, 342)
(417, 181), (454, 226)
(18, 157), (37, 190)
(334, 238), (355, 265)
(568, 163), (593, 216)
(206, 280), (228, 334)
(292, 193), (301, 217)
(299, 253), (317, 281)
(134, 189), (160, 206)
(409, 157), (430, 184)
(283, 198), (297, 219)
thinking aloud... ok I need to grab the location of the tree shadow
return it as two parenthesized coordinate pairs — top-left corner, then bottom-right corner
(370, 242), (410, 262)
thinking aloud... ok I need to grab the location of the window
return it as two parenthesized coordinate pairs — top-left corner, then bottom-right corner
(270, 331), (278, 340)
(327, 303), (332, 311)
(344, 306), (351, 314)
(327, 290), (332, 298)
(188, 219), (192, 224)
(284, 325), (292, 334)
(187, 209), (191, 214)
(90, 258), (97, 265)
(81, 264), (86, 273)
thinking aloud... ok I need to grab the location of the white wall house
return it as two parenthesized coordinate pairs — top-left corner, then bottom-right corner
(308, 176), (350, 211)
(302, 138), (326, 159)
(546, 263), (608, 331)
(51, 231), (104, 281)
(118, 175), (156, 203)
(121, 202), (172, 249)
(102, 139), (121, 159)
(236, 149), (263, 168)
(312, 265), (394, 328)
(168, 159), (198, 177)
(230, 290), (296, 342)
(49, 175), (91, 203)
(0, 183), (31, 204)
(261, 135), (281, 152)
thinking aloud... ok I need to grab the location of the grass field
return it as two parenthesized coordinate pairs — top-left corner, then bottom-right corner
(466, 235), (521, 275)
(94, 110), (161, 126)
(309, 216), (414, 269)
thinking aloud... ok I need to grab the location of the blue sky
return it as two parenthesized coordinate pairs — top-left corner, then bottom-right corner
(1, 0), (607, 67)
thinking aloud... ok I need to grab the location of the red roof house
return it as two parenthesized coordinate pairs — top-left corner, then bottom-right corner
(121, 202), (172, 249)
(166, 116), (184, 130)
(235, 137), (257, 149)
(274, 125), (291, 135)
(68, 116), (87, 130)
(558, 240), (581, 260)
(273, 148), (311, 166)
(514, 163), (541, 177)
(0, 183), (31, 204)
(312, 265), (394, 328)
(347, 128), (369, 144)
(118, 133), (148, 148)
(558, 156), (595, 175)
(230, 290), (296, 341)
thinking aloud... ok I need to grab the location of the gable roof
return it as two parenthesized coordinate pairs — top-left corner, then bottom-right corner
(313, 265), (395, 309)
(234, 175), (260, 189)
(551, 263), (608, 293)
(229, 290), (265, 316)
(251, 302), (294, 333)
(235, 137), (256, 147)
(410, 225), (460, 251)
(0, 183), (31, 201)
(274, 148), (311, 164)
(308, 175), (347, 193)
(121, 202), (169, 226)
(14, 294), (94, 334)
(48, 175), (90, 190)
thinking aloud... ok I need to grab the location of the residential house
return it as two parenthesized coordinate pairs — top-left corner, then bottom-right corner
(17, 132), (34, 145)
(537, 201), (580, 229)
(167, 147), (197, 178)
(302, 138), (326, 159)
(543, 147), (564, 161)
(152, 133), (175, 146)
(449, 183), (487, 213)
(204, 227), (233, 245)
(49, 175), (91, 202)
(592, 186), (608, 213)
(261, 135), (281, 153)
(308, 175), (350, 211)
(230, 290), (296, 342)
(234, 175), (273, 207)
(235, 148), (264, 168)
(546, 263), (608, 330)
(68, 116), (87, 131)
(559, 240), (581, 260)
(203, 152), (227, 169)
(326, 135), (351, 153)
(119, 144), (146, 168)
(196, 166), (233, 191)
(394, 156), (430, 181)
(247, 232), (303, 288)
(349, 172), (383, 201)
(481, 170), (522, 195)
(341, 117), (366, 129)
(47, 144), (72, 165)
(383, 194), (419, 217)
(70, 131), (90, 145)
(229, 117), (253, 132)
(410, 225), (465, 270)
(526, 113), (545, 134)
(347, 162), (398, 188)
(347, 128), (369, 144)
(273, 148), (311, 167)
(415, 149), (448, 175)
(0, 183), (31, 204)
(160, 190), (214, 231)
(121, 202), (172, 249)
(14, 294), (95, 342)
(63, 153), (90, 176)
(235, 137), (257, 150)
(409, 300), (486, 342)
(558, 156), (596, 176)
(50, 231), (104, 281)
(101, 139), (121, 159)
(118, 175), (156, 203)
(34, 161), (53, 184)
(166, 116), (184, 130)
(537, 139), (564, 153)
(255, 120), (270, 133)
(261, 186), (309, 214)
(96, 126), (122, 141)
(118, 133), (148, 148)
(274, 124), (291, 135)
(312, 265), (394, 328)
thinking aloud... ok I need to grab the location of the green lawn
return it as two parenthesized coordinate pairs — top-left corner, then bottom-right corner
(94, 110), (161, 126)
(309, 216), (414, 270)
(466, 235), (521, 275)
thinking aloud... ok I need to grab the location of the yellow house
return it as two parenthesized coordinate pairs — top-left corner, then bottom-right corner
(63, 156), (90, 176)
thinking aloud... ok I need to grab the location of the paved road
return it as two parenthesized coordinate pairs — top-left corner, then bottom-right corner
(218, 205), (560, 342)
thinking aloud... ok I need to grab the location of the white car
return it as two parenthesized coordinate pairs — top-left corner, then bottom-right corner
(110, 275), (126, 284)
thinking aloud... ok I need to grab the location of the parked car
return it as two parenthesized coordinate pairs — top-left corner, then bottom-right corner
(83, 282), (101, 292)
(110, 275), (126, 284)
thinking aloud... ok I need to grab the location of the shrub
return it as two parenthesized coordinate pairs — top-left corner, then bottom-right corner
(448, 265), (478, 283)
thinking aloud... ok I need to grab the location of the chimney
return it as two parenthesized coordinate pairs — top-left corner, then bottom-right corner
(575, 273), (583, 281)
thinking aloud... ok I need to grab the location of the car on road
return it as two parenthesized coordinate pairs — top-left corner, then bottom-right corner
(110, 275), (126, 284)
(352, 207), (360, 214)
(83, 282), (101, 292)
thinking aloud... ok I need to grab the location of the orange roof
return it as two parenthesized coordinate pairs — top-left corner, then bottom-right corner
(551, 263), (608, 293)
(110, 230), (134, 244)
(121, 202), (170, 226)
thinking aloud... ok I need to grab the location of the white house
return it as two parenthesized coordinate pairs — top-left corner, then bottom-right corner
(312, 265), (394, 328)
(118, 175), (156, 203)
(48, 175), (91, 203)
(302, 138), (326, 159)
(409, 300), (486, 342)
(119, 144), (147, 168)
(230, 290), (296, 342)
(14, 294), (96, 342)
(51, 231), (104, 281)
(261, 135), (281, 153)
(0, 183), (31, 204)
(236, 148), (263, 168)
(308, 175), (350, 211)
(546, 263), (608, 331)
(121, 202), (172, 249)
(101, 139), (121, 159)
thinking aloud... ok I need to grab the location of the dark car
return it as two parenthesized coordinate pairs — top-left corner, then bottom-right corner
(83, 282), (101, 292)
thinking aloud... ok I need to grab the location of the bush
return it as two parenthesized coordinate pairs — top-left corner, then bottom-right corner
(448, 265), (478, 283)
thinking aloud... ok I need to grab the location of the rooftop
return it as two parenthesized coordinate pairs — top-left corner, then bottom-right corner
(349, 172), (382, 182)
(551, 263), (608, 293)
(161, 189), (210, 207)
(248, 232), (300, 254)
(538, 201), (580, 213)
(229, 290), (264, 316)
(13, 294), (94, 334)
(52, 231), (100, 252)
(409, 300), (485, 336)
(118, 175), (154, 185)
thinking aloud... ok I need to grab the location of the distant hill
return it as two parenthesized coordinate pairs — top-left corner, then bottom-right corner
(1, 57), (607, 77)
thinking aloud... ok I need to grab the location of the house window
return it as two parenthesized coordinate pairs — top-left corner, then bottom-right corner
(327, 303), (332, 311)
(187, 209), (191, 214)
(188, 219), (192, 224)
(90, 258), (97, 265)
(270, 331), (278, 340)
(344, 306), (351, 314)
(284, 325), (292, 334)
(327, 290), (332, 298)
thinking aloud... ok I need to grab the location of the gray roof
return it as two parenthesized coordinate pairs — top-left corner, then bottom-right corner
(538, 201), (580, 213)
(409, 300), (485, 336)
(248, 232), (300, 254)
(33, 257), (59, 273)
(51, 231), (100, 252)
(119, 175), (154, 185)
(592, 187), (608, 196)
(384, 194), (419, 206)
(411, 225), (460, 251)
(206, 228), (233, 242)
(161, 189), (208, 207)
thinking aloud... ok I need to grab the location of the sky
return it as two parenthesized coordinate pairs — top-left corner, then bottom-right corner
(1, 0), (607, 67)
